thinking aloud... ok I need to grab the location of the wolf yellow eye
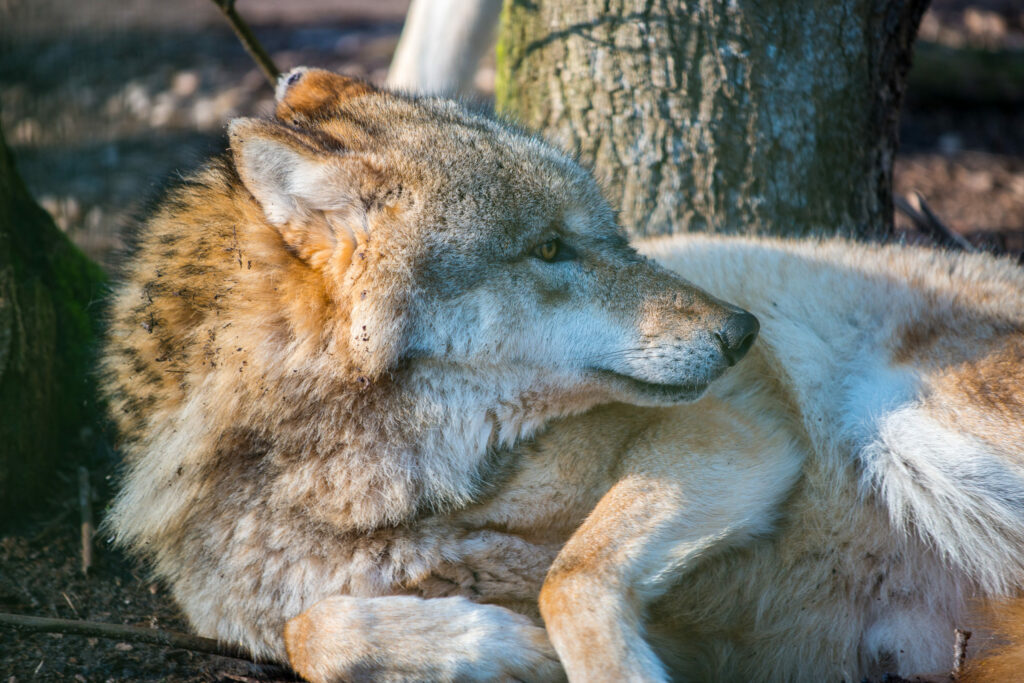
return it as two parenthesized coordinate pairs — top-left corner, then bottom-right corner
(533, 238), (575, 263)
(537, 240), (559, 261)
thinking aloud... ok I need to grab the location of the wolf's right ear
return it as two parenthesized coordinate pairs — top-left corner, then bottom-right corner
(275, 67), (377, 123)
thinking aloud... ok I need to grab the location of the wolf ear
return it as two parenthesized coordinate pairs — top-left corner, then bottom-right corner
(275, 67), (377, 123)
(228, 117), (363, 228)
(230, 117), (409, 380)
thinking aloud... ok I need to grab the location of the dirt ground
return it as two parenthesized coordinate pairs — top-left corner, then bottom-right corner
(1, 0), (1023, 680)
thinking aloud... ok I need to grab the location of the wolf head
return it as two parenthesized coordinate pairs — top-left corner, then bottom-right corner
(231, 67), (757, 411)
(104, 68), (762, 543)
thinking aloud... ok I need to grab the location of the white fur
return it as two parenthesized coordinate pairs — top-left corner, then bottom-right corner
(599, 234), (1024, 679)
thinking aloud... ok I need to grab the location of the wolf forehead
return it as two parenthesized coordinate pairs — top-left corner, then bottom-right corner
(267, 68), (616, 238)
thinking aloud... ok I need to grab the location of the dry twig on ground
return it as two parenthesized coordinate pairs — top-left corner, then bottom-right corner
(0, 611), (251, 661)
(78, 466), (93, 576)
(895, 192), (978, 252)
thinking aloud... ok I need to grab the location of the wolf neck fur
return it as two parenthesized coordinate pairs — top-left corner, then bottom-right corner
(316, 361), (594, 527)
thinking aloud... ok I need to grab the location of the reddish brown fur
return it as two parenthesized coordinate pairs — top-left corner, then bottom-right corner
(275, 69), (377, 123)
(961, 599), (1024, 683)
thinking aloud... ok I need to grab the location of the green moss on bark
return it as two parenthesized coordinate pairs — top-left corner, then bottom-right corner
(0, 121), (107, 524)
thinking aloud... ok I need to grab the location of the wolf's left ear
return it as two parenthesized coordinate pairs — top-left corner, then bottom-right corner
(229, 117), (366, 227)
(230, 117), (410, 381)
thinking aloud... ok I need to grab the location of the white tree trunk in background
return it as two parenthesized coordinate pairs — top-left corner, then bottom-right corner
(388, 0), (503, 95)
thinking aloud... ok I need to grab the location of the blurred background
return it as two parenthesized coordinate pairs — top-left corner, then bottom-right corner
(1, 0), (1023, 270)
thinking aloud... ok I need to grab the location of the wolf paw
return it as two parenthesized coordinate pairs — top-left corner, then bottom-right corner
(285, 594), (564, 682)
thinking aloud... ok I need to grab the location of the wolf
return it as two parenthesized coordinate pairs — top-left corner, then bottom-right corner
(102, 67), (755, 680)
(103, 68), (1024, 682)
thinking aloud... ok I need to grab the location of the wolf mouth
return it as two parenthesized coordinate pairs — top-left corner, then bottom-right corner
(589, 369), (709, 402)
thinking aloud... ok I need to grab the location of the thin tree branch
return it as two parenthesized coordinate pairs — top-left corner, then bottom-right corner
(914, 194), (976, 252)
(0, 612), (251, 661)
(209, 0), (280, 87)
(952, 628), (971, 680)
(895, 193), (977, 252)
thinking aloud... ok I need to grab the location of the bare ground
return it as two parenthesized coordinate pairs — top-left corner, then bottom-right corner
(1, 0), (1022, 680)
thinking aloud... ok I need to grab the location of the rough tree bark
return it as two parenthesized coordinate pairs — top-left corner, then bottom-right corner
(0, 120), (106, 524)
(496, 0), (929, 239)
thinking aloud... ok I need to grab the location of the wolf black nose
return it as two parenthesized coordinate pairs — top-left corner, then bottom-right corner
(716, 312), (759, 366)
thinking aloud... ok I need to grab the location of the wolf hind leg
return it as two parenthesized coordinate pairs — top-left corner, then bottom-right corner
(859, 405), (1024, 593)
(284, 594), (564, 682)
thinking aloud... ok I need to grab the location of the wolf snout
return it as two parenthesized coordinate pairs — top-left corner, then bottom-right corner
(715, 311), (759, 366)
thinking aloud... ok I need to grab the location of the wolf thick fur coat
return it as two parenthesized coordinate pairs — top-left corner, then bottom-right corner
(103, 69), (1024, 682)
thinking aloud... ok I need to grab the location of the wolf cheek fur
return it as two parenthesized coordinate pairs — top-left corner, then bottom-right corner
(102, 67), (752, 679)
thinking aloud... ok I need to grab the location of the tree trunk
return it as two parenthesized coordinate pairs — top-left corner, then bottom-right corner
(0, 120), (106, 525)
(496, 0), (928, 239)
